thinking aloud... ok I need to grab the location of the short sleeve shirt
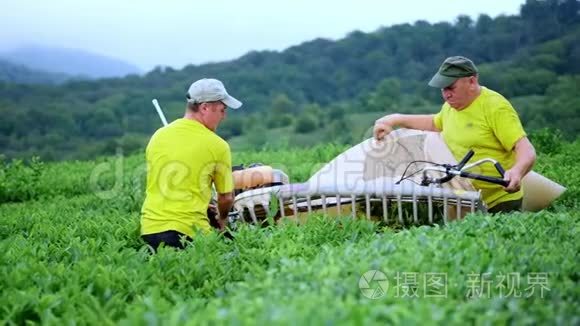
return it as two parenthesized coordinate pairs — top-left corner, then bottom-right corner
(433, 87), (526, 209)
(140, 118), (234, 237)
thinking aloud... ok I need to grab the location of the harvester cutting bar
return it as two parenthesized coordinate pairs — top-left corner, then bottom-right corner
(233, 181), (483, 224)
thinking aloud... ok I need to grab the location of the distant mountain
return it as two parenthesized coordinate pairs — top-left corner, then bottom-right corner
(0, 45), (142, 79)
(0, 59), (73, 84)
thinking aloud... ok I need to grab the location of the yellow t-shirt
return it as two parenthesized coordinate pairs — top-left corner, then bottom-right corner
(433, 87), (526, 209)
(140, 118), (234, 238)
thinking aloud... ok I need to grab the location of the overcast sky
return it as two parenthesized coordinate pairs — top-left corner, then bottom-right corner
(0, 0), (526, 71)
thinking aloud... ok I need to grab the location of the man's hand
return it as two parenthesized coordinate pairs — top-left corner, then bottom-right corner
(207, 203), (228, 231)
(207, 203), (221, 229)
(216, 216), (228, 232)
(208, 203), (218, 216)
(503, 168), (523, 193)
(373, 115), (396, 140)
(503, 136), (536, 193)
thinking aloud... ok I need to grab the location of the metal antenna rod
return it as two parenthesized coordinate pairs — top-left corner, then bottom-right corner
(152, 99), (168, 126)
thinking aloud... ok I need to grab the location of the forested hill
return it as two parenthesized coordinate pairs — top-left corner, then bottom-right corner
(1, 0), (579, 161)
(0, 60), (71, 85)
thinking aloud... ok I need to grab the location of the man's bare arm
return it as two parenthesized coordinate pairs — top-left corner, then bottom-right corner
(374, 114), (439, 140)
(216, 192), (234, 230)
(504, 136), (536, 193)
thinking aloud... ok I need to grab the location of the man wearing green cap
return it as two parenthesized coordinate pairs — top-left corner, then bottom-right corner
(373, 56), (537, 213)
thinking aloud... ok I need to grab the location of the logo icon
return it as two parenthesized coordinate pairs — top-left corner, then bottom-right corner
(359, 270), (389, 299)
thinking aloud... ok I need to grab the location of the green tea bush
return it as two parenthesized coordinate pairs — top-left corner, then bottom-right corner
(528, 127), (564, 155)
(0, 194), (578, 324)
(0, 141), (578, 324)
(0, 156), (44, 203)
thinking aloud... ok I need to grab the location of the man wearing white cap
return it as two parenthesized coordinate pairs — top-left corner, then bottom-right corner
(140, 78), (243, 250)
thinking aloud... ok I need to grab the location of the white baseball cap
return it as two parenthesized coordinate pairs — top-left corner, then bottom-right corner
(186, 78), (243, 109)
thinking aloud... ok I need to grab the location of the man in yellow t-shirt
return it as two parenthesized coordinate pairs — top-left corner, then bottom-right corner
(140, 78), (242, 250)
(373, 56), (537, 213)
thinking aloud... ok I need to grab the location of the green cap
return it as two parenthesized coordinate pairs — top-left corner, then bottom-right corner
(428, 56), (478, 88)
